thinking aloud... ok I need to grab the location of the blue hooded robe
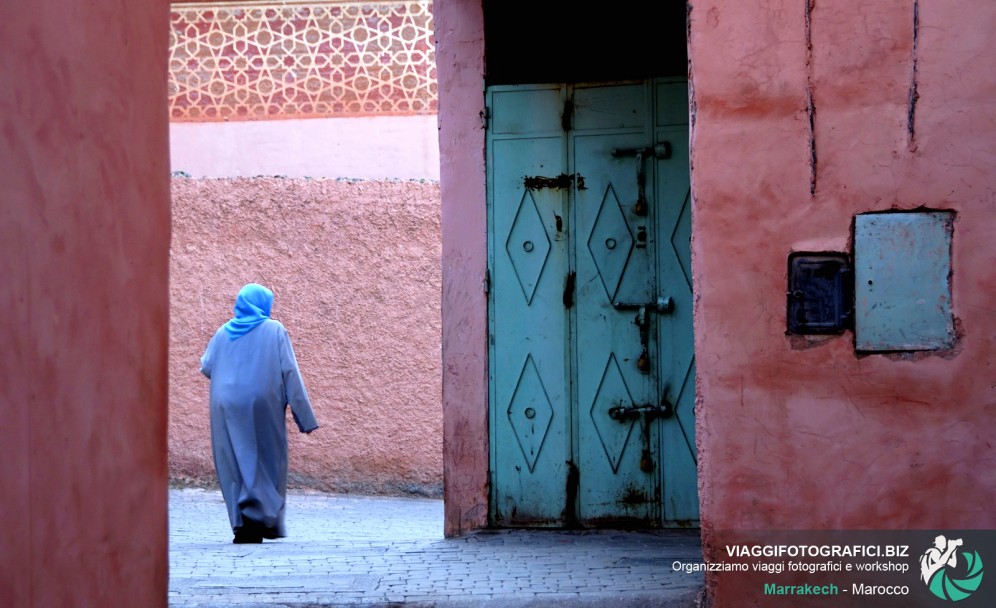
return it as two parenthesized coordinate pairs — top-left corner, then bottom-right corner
(200, 283), (319, 540)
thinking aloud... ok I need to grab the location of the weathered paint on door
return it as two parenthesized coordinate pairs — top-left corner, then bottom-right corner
(488, 85), (570, 524)
(488, 80), (696, 527)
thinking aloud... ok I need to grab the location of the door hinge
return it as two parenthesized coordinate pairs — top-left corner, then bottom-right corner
(482, 106), (491, 130)
(562, 271), (576, 309)
(561, 97), (573, 132)
(483, 268), (491, 294)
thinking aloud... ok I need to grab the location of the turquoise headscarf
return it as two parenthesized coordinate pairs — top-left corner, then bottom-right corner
(224, 283), (274, 340)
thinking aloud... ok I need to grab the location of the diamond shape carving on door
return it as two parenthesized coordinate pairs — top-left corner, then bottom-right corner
(505, 191), (552, 304)
(670, 188), (692, 289)
(507, 355), (555, 472)
(662, 184), (695, 465)
(586, 184), (634, 302)
(672, 360), (697, 463)
(589, 353), (637, 473)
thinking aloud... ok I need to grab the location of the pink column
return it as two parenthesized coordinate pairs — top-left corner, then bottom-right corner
(0, 2), (171, 606)
(432, 0), (491, 536)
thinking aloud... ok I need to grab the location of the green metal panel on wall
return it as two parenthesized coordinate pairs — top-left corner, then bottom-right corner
(854, 211), (955, 351)
(487, 80), (697, 527)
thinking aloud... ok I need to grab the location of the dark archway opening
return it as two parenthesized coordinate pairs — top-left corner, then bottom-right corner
(483, 0), (688, 85)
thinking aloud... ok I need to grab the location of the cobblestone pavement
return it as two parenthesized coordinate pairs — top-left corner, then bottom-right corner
(169, 488), (704, 607)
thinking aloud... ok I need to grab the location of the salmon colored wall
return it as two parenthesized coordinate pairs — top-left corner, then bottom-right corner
(431, 0), (489, 537)
(0, 2), (170, 607)
(689, 1), (996, 605)
(169, 177), (443, 496)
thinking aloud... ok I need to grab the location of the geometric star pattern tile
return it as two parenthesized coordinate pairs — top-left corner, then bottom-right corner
(169, 1), (437, 121)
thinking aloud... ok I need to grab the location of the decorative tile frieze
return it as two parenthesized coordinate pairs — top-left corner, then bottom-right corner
(169, 1), (436, 121)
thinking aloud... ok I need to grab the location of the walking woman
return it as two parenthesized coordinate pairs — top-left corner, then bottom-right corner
(200, 283), (320, 543)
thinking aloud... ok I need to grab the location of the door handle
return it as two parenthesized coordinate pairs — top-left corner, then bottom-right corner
(612, 297), (673, 374)
(610, 143), (671, 217)
(607, 397), (675, 474)
(612, 296), (673, 314)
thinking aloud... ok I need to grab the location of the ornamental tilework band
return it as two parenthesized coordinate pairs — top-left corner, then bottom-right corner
(169, 1), (437, 121)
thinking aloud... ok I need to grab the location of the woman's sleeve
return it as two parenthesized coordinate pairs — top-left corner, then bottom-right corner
(200, 332), (217, 378)
(278, 326), (320, 433)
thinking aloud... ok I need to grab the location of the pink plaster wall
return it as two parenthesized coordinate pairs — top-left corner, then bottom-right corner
(169, 116), (441, 180)
(169, 177), (443, 496)
(0, 2), (170, 607)
(431, 0), (490, 537)
(689, 1), (996, 605)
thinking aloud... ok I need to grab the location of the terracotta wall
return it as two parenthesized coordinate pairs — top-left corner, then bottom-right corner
(689, 1), (996, 605)
(169, 177), (443, 496)
(0, 2), (170, 607)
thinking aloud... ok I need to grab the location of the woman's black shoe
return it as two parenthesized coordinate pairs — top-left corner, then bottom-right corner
(233, 528), (263, 544)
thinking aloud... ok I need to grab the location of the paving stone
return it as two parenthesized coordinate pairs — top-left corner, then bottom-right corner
(169, 488), (703, 607)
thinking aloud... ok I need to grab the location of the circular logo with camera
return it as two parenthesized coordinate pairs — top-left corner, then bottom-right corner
(919, 535), (984, 601)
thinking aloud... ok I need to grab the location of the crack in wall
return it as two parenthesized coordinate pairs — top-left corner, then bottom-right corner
(907, 0), (920, 152)
(805, 0), (817, 197)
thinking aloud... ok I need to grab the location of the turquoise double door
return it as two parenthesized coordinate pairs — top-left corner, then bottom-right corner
(487, 80), (697, 527)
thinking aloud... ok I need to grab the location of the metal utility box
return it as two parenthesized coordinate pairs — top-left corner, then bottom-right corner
(787, 253), (853, 334)
(853, 211), (955, 351)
